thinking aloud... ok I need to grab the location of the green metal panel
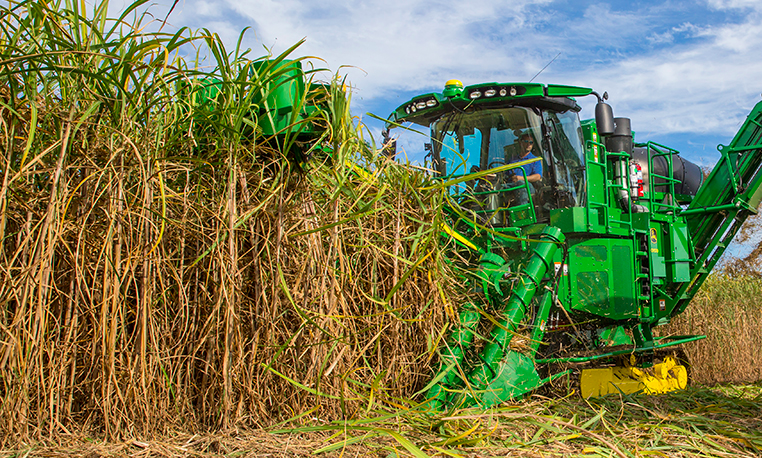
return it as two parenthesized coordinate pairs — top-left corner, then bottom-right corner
(569, 239), (637, 320)
(576, 271), (610, 311)
(570, 241), (608, 317)
(598, 326), (634, 347)
(649, 223), (667, 278)
(550, 207), (591, 233)
(612, 244), (636, 317)
(545, 85), (593, 97)
(475, 352), (541, 408)
(668, 222), (691, 283)
(581, 121), (606, 220)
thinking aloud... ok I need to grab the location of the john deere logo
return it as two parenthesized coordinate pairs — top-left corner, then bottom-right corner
(650, 228), (658, 252)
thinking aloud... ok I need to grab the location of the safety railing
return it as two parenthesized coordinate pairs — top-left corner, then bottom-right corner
(441, 159), (541, 228)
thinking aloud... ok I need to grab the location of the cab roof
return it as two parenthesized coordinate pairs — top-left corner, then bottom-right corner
(388, 82), (592, 127)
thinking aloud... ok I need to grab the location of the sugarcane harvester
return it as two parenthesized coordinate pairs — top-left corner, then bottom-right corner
(385, 80), (762, 410)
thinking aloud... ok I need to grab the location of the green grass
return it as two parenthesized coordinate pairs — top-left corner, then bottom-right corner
(2, 385), (760, 457)
(268, 385), (762, 457)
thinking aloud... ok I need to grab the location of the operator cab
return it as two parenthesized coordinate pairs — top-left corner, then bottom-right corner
(388, 92), (589, 227)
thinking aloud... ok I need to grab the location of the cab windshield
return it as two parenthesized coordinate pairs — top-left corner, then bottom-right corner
(432, 107), (542, 178)
(431, 106), (587, 216)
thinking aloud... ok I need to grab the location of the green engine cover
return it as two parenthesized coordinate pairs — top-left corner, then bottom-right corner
(565, 238), (638, 320)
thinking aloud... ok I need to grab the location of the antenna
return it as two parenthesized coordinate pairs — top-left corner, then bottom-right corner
(529, 52), (562, 83)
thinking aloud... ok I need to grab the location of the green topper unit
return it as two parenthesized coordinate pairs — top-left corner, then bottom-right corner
(386, 79), (762, 409)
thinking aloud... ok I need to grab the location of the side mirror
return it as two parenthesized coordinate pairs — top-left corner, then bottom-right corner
(595, 101), (615, 136)
(424, 143), (433, 160)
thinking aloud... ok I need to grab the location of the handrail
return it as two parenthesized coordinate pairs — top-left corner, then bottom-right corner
(585, 140), (610, 231)
(448, 165), (538, 226)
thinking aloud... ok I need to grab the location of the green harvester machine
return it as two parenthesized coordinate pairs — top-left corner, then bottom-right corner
(385, 80), (762, 410)
(191, 61), (762, 409)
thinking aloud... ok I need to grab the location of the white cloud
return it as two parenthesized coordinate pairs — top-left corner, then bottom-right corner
(167, 0), (559, 98)
(697, 19), (762, 53)
(673, 22), (702, 35)
(706, 0), (762, 11)
(567, 3), (649, 47)
(153, 0), (762, 148)
(647, 31), (675, 45)
(568, 11), (762, 139)
(195, 1), (223, 18)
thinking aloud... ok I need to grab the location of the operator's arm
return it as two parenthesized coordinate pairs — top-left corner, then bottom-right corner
(513, 161), (542, 183)
(513, 173), (542, 183)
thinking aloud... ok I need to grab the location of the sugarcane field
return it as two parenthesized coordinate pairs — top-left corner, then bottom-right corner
(1, 1), (762, 457)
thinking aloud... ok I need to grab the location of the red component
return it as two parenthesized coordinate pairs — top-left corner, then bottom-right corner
(630, 162), (645, 200)
(636, 163), (644, 197)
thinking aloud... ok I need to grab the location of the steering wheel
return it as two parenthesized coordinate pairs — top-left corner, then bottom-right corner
(487, 159), (506, 169)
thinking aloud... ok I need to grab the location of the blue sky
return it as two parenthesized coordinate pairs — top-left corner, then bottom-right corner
(136, 0), (762, 170)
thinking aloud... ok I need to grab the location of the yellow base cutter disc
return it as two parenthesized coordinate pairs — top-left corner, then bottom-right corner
(580, 356), (688, 399)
